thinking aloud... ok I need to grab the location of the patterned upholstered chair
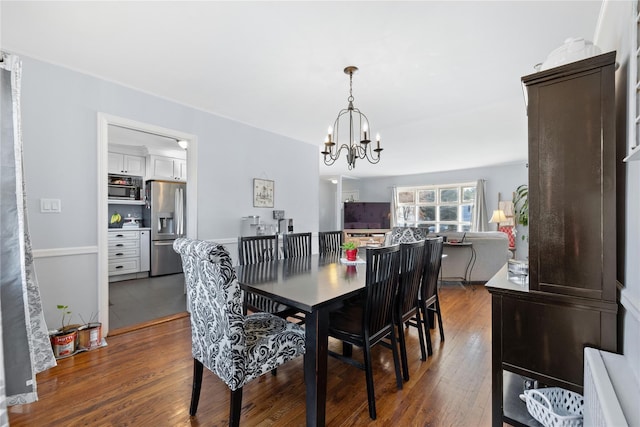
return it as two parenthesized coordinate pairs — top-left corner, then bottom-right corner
(174, 238), (305, 427)
(385, 226), (428, 245)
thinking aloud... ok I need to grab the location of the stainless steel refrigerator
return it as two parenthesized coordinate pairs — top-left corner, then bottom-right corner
(143, 180), (186, 276)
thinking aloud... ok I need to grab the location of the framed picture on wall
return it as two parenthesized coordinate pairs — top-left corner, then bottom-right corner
(253, 178), (274, 208)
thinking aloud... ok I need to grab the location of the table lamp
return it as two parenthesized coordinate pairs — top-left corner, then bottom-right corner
(489, 209), (508, 230)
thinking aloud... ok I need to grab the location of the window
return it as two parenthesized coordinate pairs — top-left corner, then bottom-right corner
(396, 182), (476, 232)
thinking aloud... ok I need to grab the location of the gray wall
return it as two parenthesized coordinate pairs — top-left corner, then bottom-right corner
(20, 56), (319, 328)
(597, 0), (640, 386)
(318, 179), (338, 231)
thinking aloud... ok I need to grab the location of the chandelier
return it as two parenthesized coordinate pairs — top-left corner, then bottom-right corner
(321, 66), (383, 170)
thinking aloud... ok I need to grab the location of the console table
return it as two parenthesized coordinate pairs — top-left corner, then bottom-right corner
(442, 241), (476, 284)
(343, 229), (389, 248)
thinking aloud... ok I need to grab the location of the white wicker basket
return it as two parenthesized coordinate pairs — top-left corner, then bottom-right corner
(524, 387), (584, 427)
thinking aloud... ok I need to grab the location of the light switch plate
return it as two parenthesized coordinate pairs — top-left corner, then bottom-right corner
(41, 198), (61, 213)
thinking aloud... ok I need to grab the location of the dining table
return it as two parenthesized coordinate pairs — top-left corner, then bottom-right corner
(235, 253), (367, 426)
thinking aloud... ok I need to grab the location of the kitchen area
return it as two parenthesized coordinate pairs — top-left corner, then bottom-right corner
(107, 125), (188, 331)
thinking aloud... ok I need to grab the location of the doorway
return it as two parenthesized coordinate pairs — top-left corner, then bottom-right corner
(97, 114), (198, 336)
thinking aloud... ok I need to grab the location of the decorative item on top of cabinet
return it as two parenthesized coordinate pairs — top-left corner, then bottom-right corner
(108, 152), (146, 176)
(147, 154), (187, 181)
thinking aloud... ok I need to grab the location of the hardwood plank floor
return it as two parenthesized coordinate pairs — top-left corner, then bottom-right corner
(8, 283), (493, 426)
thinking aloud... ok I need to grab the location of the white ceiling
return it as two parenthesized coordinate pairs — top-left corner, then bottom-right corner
(1, 1), (603, 179)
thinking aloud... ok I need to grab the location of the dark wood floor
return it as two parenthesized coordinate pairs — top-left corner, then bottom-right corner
(8, 283), (493, 426)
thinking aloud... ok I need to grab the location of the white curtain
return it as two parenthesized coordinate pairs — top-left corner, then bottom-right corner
(390, 186), (398, 227)
(1, 52), (56, 414)
(472, 179), (488, 231)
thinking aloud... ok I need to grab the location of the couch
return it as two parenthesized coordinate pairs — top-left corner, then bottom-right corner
(385, 228), (511, 283)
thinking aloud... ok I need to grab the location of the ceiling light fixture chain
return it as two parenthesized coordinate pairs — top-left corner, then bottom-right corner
(321, 66), (383, 170)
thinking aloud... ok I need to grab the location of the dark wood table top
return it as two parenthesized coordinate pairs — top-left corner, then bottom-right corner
(236, 254), (367, 313)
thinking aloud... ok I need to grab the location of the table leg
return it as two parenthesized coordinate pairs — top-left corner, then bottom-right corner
(464, 245), (477, 290)
(304, 309), (329, 426)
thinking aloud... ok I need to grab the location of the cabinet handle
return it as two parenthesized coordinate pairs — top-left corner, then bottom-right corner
(115, 265), (123, 269)
(116, 234), (124, 237)
(116, 244), (124, 247)
(115, 253), (123, 256)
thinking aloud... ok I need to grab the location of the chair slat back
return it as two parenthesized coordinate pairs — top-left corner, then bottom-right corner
(173, 237), (245, 390)
(422, 237), (444, 303)
(283, 232), (312, 258)
(238, 235), (279, 266)
(318, 231), (343, 254)
(364, 245), (401, 342)
(397, 240), (426, 319)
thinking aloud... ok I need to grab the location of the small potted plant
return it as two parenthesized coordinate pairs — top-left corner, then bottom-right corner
(50, 304), (79, 358)
(342, 241), (358, 261)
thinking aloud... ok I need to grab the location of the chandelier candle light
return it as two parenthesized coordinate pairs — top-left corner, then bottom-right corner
(321, 66), (383, 170)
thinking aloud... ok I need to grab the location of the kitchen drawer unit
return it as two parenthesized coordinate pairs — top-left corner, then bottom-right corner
(108, 258), (141, 275)
(108, 230), (141, 277)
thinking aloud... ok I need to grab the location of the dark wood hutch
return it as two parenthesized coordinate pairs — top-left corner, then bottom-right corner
(486, 51), (618, 426)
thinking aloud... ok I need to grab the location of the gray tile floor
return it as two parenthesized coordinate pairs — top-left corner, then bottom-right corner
(109, 273), (187, 330)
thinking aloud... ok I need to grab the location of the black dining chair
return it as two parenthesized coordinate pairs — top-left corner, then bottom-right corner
(237, 235), (279, 266)
(282, 232), (312, 258)
(318, 230), (343, 254)
(328, 245), (403, 420)
(238, 235), (299, 320)
(174, 238), (305, 427)
(395, 240), (427, 381)
(407, 237), (445, 356)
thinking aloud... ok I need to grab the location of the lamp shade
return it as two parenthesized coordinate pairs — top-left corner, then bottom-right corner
(489, 209), (508, 224)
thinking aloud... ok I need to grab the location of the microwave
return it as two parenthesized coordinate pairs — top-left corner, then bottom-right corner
(108, 174), (142, 200)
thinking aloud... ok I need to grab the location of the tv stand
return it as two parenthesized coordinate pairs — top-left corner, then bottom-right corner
(343, 229), (389, 247)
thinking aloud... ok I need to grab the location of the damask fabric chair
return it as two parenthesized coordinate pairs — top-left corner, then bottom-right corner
(328, 245), (403, 420)
(395, 240), (427, 381)
(385, 226), (428, 245)
(318, 230), (343, 254)
(173, 238), (305, 427)
(413, 237), (445, 356)
(282, 232), (312, 258)
(237, 235), (298, 319)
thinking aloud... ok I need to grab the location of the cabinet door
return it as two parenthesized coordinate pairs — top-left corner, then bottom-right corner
(524, 52), (616, 301)
(123, 155), (145, 176)
(150, 156), (176, 180)
(108, 152), (124, 174)
(139, 230), (150, 272)
(174, 159), (187, 181)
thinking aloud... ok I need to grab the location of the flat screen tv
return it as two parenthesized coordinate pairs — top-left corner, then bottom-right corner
(343, 202), (391, 229)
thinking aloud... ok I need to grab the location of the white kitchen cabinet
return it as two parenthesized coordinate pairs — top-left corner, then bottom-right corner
(139, 230), (150, 272)
(108, 230), (140, 276)
(108, 152), (146, 176)
(147, 155), (187, 181)
(108, 229), (151, 281)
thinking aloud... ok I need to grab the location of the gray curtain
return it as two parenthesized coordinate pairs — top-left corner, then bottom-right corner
(472, 179), (488, 232)
(1, 52), (56, 413)
(390, 186), (398, 227)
